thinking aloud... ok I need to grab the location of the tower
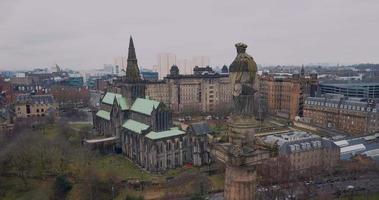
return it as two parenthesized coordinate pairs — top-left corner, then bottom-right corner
(114, 36), (145, 104)
(125, 36), (141, 82)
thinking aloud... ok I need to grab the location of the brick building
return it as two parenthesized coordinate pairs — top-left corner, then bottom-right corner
(51, 85), (90, 109)
(259, 69), (318, 120)
(304, 94), (379, 135)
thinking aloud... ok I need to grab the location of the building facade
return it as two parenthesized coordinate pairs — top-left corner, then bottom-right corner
(259, 69), (318, 120)
(263, 131), (339, 172)
(14, 94), (58, 118)
(93, 92), (211, 172)
(319, 81), (379, 99)
(92, 37), (211, 172)
(304, 94), (379, 135)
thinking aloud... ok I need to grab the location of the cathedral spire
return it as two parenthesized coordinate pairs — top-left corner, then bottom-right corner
(125, 36), (141, 81)
(128, 36), (137, 61)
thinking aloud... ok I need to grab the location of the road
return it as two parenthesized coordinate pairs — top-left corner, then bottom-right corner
(208, 174), (379, 200)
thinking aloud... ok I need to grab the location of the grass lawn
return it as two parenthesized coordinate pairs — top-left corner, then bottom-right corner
(93, 155), (153, 181)
(336, 192), (379, 200)
(0, 177), (54, 200)
(69, 123), (92, 130)
(208, 174), (224, 191)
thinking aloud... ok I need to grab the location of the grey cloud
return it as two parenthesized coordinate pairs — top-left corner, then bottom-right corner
(0, 0), (379, 70)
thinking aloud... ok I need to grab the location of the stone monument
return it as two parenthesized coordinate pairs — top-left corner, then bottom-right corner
(221, 43), (273, 200)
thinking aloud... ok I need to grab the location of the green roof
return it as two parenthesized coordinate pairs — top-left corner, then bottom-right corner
(130, 97), (160, 116)
(116, 95), (128, 110)
(96, 110), (110, 120)
(145, 128), (185, 140)
(122, 119), (150, 134)
(102, 92), (129, 110)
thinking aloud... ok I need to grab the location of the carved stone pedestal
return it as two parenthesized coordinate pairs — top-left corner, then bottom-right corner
(228, 116), (261, 146)
(224, 164), (257, 200)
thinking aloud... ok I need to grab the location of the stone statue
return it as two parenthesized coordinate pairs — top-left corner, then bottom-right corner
(229, 43), (258, 115)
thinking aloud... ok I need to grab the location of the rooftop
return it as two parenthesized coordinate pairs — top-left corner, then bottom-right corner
(101, 92), (128, 110)
(16, 94), (55, 104)
(333, 133), (379, 162)
(96, 110), (110, 120)
(122, 119), (150, 134)
(145, 128), (185, 140)
(130, 97), (160, 116)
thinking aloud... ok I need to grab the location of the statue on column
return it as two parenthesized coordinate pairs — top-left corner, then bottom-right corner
(229, 43), (258, 116)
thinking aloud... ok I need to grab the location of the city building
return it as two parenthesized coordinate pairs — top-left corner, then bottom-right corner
(303, 94), (379, 135)
(50, 85), (90, 109)
(110, 38), (232, 114)
(333, 133), (379, 162)
(149, 65), (231, 114)
(262, 131), (340, 172)
(176, 59), (193, 75)
(140, 68), (158, 81)
(192, 56), (210, 68)
(0, 77), (14, 104)
(259, 69), (318, 120)
(14, 94), (58, 118)
(0, 108), (13, 133)
(319, 81), (379, 99)
(114, 56), (128, 71)
(157, 53), (176, 79)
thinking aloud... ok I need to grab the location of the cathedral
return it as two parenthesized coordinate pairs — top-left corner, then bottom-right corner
(92, 37), (211, 172)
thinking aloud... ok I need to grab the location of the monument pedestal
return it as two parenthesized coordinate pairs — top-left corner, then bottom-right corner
(224, 164), (257, 200)
(223, 116), (263, 200)
(228, 116), (262, 146)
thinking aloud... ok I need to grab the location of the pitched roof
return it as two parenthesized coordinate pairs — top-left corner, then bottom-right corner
(96, 110), (110, 120)
(190, 122), (211, 136)
(116, 95), (128, 110)
(145, 128), (185, 140)
(102, 92), (129, 110)
(122, 119), (150, 134)
(16, 94), (55, 104)
(130, 97), (160, 116)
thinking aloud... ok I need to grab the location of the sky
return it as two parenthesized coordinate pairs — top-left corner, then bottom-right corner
(0, 0), (379, 70)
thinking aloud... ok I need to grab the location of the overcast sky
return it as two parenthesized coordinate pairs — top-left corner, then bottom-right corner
(0, 0), (378, 70)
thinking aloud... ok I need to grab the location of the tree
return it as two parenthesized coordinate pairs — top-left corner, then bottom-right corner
(54, 175), (72, 200)
(125, 194), (144, 200)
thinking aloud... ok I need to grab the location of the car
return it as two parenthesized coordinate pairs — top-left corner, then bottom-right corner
(178, 118), (185, 122)
(206, 115), (212, 120)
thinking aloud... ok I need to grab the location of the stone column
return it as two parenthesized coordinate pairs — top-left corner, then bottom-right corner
(224, 164), (256, 200)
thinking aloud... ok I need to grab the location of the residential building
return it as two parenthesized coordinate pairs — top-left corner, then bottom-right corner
(14, 94), (58, 118)
(192, 56), (210, 68)
(157, 53), (176, 79)
(304, 94), (379, 135)
(262, 131), (339, 172)
(50, 85), (90, 109)
(259, 69), (318, 120)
